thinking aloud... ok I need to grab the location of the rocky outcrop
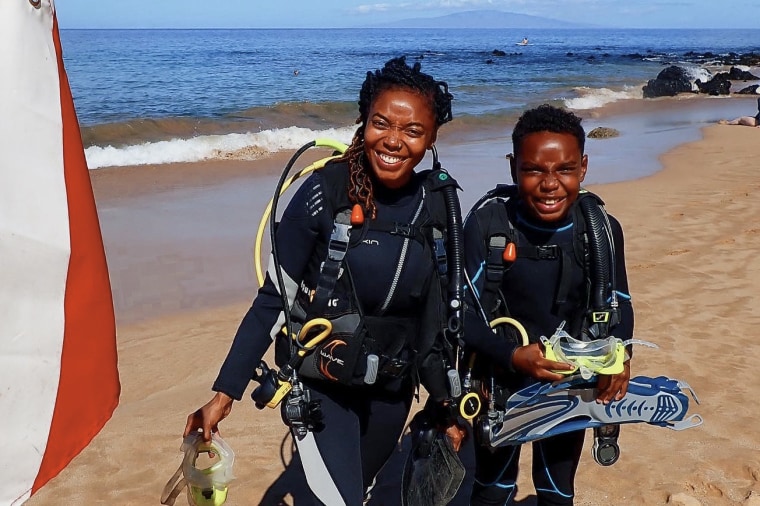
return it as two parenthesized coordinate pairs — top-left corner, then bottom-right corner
(695, 73), (732, 95)
(736, 84), (760, 95)
(643, 63), (760, 98)
(728, 66), (760, 81)
(642, 66), (694, 98)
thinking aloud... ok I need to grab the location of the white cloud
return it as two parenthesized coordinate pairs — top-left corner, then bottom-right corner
(352, 3), (393, 14)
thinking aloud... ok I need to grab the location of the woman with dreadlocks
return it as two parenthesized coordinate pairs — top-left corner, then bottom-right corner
(184, 56), (463, 505)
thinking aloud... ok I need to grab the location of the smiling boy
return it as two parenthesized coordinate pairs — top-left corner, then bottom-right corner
(461, 104), (634, 505)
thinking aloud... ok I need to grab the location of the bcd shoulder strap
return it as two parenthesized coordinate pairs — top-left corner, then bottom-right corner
(473, 186), (517, 318)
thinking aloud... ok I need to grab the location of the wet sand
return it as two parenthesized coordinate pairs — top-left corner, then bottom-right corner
(25, 98), (760, 505)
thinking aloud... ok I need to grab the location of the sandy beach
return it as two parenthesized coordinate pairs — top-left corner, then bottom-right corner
(25, 104), (760, 505)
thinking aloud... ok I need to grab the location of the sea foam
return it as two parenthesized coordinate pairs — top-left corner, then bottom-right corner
(564, 86), (643, 110)
(85, 125), (356, 169)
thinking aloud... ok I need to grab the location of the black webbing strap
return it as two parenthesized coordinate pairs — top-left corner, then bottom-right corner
(307, 209), (352, 318)
(366, 220), (424, 242)
(433, 227), (447, 276)
(480, 234), (507, 316)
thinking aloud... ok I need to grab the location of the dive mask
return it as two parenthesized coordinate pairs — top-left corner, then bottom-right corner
(161, 432), (235, 506)
(542, 321), (655, 379)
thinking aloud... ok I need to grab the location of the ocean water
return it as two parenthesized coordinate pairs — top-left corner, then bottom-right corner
(59, 28), (760, 169)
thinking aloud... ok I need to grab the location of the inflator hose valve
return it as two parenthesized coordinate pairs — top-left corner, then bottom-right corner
(364, 354), (379, 385)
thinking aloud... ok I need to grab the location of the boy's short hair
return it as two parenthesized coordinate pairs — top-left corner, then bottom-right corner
(512, 104), (586, 156)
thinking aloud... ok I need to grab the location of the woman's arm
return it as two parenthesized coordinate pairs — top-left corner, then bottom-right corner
(212, 173), (330, 400)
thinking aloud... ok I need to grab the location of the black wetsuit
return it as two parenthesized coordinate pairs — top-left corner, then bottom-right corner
(213, 162), (449, 505)
(461, 197), (633, 506)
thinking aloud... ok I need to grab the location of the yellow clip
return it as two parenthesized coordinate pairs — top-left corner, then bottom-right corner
(295, 318), (333, 357)
(592, 312), (610, 323)
(265, 380), (293, 409)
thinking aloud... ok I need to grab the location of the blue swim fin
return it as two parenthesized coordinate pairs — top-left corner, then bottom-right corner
(480, 375), (702, 448)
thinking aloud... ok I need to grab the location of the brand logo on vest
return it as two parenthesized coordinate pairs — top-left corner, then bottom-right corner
(319, 340), (346, 381)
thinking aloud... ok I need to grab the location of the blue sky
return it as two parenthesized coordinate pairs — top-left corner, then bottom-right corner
(56, 0), (760, 29)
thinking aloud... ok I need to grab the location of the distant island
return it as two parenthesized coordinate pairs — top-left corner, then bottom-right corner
(365, 9), (597, 29)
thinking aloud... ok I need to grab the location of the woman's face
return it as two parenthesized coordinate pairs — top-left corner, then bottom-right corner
(363, 88), (438, 189)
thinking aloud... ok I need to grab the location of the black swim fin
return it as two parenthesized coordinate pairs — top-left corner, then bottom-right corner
(401, 412), (465, 506)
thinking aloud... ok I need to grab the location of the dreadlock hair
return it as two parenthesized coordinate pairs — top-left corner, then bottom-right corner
(337, 56), (454, 219)
(512, 104), (586, 157)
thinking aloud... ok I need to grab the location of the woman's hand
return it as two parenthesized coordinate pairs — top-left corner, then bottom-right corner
(596, 360), (631, 404)
(184, 392), (234, 442)
(511, 343), (574, 381)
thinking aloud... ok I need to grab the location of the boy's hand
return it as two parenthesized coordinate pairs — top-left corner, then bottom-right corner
(512, 343), (575, 381)
(596, 360), (631, 404)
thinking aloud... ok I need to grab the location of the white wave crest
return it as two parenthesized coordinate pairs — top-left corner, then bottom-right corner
(563, 86), (643, 110)
(683, 66), (713, 91)
(85, 125), (356, 169)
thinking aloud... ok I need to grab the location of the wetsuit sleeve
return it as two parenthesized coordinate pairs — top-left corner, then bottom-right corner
(463, 209), (518, 371)
(212, 173), (330, 400)
(609, 215), (634, 352)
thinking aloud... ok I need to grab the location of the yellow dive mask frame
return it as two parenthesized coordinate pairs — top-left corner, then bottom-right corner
(540, 321), (656, 379)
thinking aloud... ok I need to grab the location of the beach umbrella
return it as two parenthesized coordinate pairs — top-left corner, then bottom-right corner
(0, 1), (120, 504)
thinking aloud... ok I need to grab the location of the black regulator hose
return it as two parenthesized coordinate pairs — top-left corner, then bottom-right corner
(431, 147), (464, 342)
(270, 141), (317, 355)
(444, 184), (464, 337)
(579, 196), (611, 312)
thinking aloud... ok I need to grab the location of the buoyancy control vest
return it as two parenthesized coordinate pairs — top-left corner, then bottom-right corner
(274, 161), (461, 396)
(471, 185), (620, 341)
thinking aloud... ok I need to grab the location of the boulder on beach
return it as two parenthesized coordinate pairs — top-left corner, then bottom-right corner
(696, 73), (732, 95)
(736, 84), (760, 95)
(587, 127), (620, 139)
(642, 65), (694, 98)
(728, 66), (760, 81)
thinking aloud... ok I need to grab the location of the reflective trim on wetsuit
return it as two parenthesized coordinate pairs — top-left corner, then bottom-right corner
(266, 252), (300, 340)
(296, 432), (347, 506)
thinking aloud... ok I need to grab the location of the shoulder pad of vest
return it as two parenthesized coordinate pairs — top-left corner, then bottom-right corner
(318, 159), (349, 179)
(423, 167), (461, 191)
(317, 160), (352, 213)
(468, 184), (517, 218)
(486, 184), (518, 200)
(577, 188), (605, 207)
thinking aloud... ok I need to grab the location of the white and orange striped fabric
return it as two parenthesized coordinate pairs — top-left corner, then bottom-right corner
(0, 1), (120, 504)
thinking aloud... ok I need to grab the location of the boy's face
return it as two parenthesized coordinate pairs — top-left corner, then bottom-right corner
(511, 131), (588, 223)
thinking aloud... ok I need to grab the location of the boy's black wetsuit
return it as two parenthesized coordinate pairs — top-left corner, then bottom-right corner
(212, 161), (452, 506)
(462, 195), (633, 506)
